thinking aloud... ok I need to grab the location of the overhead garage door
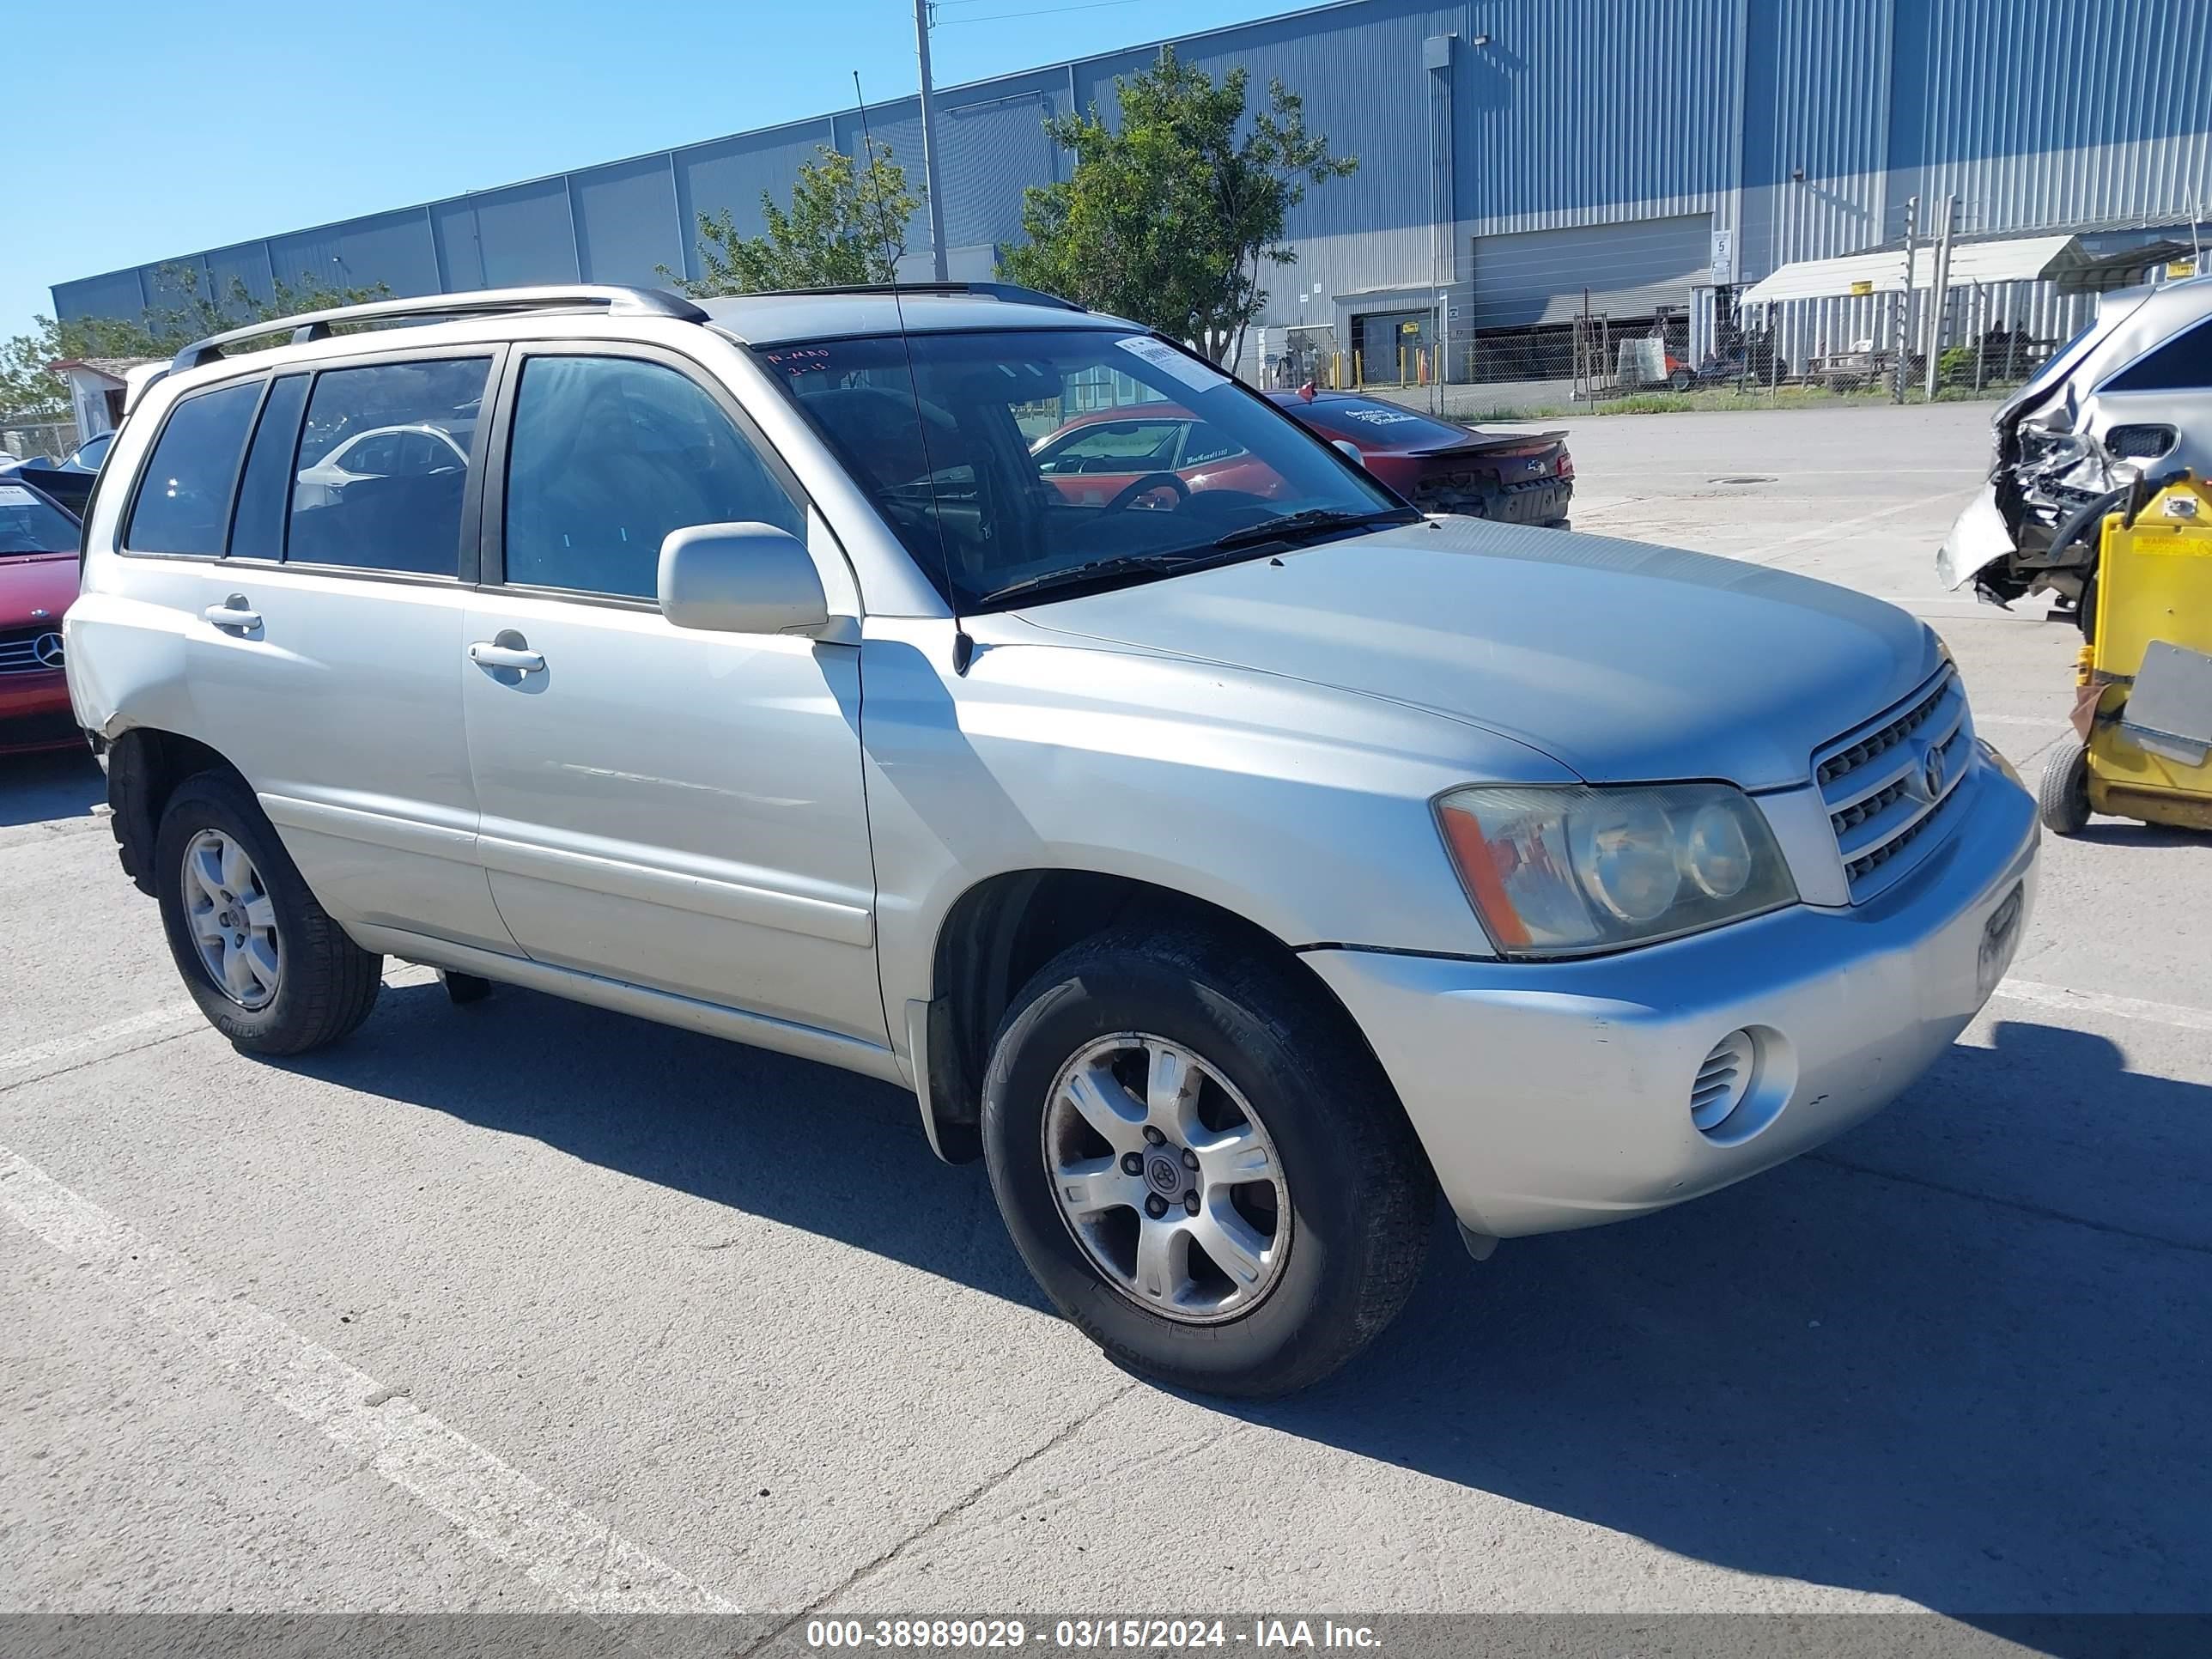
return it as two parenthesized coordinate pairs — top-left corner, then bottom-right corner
(1473, 214), (1714, 328)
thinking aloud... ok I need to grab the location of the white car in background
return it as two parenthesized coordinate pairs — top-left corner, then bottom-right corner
(294, 422), (470, 508)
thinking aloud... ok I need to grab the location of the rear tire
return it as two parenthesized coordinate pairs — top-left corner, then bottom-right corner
(1668, 368), (1694, 392)
(2039, 743), (2092, 836)
(155, 771), (383, 1054)
(980, 925), (1434, 1397)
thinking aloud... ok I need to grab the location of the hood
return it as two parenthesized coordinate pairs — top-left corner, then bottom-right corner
(0, 553), (80, 629)
(1010, 518), (1940, 791)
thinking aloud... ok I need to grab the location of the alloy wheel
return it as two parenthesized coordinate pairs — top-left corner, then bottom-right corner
(1042, 1031), (1291, 1324)
(180, 829), (282, 1011)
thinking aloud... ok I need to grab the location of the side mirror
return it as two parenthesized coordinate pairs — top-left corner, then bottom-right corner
(1331, 438), (1366, 468)
(659, 521), (832, 636)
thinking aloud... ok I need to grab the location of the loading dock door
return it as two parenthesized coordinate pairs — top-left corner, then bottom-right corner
(1473, 214), (1714, 328)
(1356, 309), (1432, 384)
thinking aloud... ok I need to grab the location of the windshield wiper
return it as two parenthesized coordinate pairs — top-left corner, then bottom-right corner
(1207, 506), (1419, 552)
(974, 550), (1221, 608)
(972, 508), (1419, 609)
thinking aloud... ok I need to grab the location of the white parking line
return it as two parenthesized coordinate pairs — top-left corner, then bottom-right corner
(0, 966), (439, 1081)
(0, 1143), (742, 1615)
(1992, 980), (2212, 1035)
(1744, 489), (1967, 564)
(0, 1004), (198, 1077)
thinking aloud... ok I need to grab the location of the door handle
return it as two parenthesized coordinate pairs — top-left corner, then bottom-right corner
(203, 595), (261, 633)
(468, 640), (546, 673)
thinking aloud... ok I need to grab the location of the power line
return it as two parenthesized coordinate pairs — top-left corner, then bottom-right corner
(934, 0), (1140, 25)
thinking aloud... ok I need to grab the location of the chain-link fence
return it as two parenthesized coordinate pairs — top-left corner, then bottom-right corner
(1234, 224), (2163, 418)
(1, 419), (79, 464)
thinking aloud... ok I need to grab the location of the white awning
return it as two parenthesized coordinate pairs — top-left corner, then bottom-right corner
(1739, 234), (2085, 304)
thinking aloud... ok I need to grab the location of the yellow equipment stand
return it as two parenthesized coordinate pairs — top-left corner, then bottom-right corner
(2039, 471), (2212, 836)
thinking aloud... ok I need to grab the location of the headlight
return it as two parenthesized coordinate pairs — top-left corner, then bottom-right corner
(1434, 783), (1797, 958)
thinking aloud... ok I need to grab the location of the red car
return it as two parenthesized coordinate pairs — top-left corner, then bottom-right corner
(1029, 392), (1573, 526)
(1267, 389), (1574, 526)
(0, 478), (83, 755)
(1030, 405), (1288, 508)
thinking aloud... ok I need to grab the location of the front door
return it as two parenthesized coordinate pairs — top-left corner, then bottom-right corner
(460, 347), (884, 1044)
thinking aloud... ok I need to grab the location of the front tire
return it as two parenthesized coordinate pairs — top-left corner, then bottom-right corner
(155, 771), (383, 1054)
(980, 926), (1434, 1397)
(2039, 744), (2092, 836)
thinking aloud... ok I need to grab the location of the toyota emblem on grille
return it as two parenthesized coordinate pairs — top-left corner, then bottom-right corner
(1919, 743), (1946, 801)
(33, 631), (64, 668)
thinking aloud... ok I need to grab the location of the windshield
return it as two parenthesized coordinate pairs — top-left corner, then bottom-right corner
(0, 483), (79, 556)
(2015, 288), (2154, 405)
(1287, 398), (1473, 450)
(753, 328), (1404, 610)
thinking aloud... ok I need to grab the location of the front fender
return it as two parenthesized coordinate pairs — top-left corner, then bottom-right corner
(859, 617), (1581, 1036)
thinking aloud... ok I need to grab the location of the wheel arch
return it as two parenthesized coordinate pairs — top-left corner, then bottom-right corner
(105, 726), (249, 896)
(915, 866), (1394, 1164)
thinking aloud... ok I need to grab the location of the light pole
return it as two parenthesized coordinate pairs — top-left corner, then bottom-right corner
(915, 0), (949, 282)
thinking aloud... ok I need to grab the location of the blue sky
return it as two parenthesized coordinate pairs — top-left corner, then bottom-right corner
(5, 0), (1300, 344)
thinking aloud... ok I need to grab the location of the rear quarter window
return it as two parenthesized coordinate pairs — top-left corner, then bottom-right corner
(125, 380), (263, 555)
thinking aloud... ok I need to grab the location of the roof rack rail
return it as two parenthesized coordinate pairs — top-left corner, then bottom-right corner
(745, 281), (1087, 313)
(168, 284), (709, 374)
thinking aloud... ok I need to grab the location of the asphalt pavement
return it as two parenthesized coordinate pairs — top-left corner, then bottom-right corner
(2, 401), (2206, 1638)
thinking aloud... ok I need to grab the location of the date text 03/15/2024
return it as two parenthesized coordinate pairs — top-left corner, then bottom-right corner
(802, 1618), (1383, 1650)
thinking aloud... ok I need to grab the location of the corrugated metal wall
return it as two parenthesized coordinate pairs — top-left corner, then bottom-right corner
(1889, 0), (2212, 235)
(1457, 0), (1743, 234)
(51, 0), (2212, 384)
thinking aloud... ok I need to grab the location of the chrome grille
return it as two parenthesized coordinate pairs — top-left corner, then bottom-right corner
(0, 623), (64, 676)
(1814, 665), (1972, 901)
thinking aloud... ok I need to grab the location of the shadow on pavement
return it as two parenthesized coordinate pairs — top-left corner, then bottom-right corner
(0, 747), (102, 829)
(283, 986), (2209, 1623)
(2065, 820), (2209, 849)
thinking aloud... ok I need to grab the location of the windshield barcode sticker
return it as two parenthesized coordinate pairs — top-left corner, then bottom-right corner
(1117, 336), (1230, 392)
(0, 485), (38, 506)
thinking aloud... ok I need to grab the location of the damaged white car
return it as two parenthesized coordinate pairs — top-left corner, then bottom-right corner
(1940, 274), (2212, 614)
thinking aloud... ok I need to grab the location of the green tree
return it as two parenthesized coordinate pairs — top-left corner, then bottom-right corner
(665, 143), (920, 296)
(999, 48), (1356, 368)
(1, 264), (387, 422)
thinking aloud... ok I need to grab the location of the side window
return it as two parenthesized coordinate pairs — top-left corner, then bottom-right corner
(503, 355), (803, 599)
(1178, 422), (1246, 467)
(288, 357), (489, 575)
(228, 374), (308, 561)
(1037, 420), (1182, 474)
(125, 380), (262, 555)
(2104, 319), (2212, 393)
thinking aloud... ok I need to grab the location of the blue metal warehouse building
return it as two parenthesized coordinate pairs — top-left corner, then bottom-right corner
(52, 0), (2212, 387)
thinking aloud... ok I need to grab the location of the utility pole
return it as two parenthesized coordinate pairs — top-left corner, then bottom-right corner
(915, 0), (949, 282)
(1923, 193), (1956, 401)
(1893, 193), (1918, 404)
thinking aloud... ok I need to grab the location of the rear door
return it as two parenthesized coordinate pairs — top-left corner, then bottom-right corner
(150, 349), (512, 951)
(459, 343), (882, 1042)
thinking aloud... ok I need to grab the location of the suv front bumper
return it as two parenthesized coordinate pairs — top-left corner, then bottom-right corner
(1304, 762), (2039, 1238)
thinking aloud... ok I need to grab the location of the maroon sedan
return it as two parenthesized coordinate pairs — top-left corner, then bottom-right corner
(1267, 388), (1574, 526)
(0, 479), (83, 755)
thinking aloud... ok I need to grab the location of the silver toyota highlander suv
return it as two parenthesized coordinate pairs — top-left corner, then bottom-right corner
(67, 283), (2039, 1396)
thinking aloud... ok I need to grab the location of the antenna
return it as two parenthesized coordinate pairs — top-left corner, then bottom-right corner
(852, 70), (973, 672)
(851, 71), (906, 286)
